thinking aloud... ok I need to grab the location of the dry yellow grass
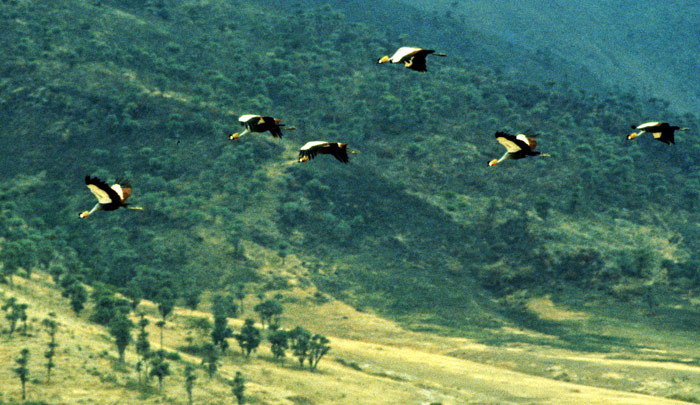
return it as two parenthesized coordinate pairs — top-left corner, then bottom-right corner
(526, 297), (588, 321)
(1, 272), (698, 404)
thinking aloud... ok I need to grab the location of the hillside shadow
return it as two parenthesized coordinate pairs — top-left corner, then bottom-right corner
(282, 160), (494, 327)
(494, 306), (639, 353)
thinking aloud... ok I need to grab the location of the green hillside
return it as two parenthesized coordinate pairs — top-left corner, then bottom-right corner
(1, 2), (700, 402)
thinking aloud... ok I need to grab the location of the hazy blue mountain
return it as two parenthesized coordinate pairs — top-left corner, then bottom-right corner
(401, 0), (700, 113)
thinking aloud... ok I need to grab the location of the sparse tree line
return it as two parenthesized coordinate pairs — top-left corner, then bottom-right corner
(1, 273), (329, 403)
(1, 301), (59, 401)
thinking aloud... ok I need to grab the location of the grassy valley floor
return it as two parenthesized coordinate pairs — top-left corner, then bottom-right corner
(1, 272), (699, 404)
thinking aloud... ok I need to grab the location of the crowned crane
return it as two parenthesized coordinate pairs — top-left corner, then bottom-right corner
(79, 176), (143, 218)
(627, 122), (689, 145)
(376, 47), (446, 72)
(488, 131), (549, 167)
(298, 142), (357, 163)
(229, 114), (291, 140)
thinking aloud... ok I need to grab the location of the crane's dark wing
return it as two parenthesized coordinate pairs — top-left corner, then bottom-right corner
(298, 149), (316, 161)
(404, 49), (434, 72)
(495, 132), (530, 153)
(654, 130), (674, 144)
(85, 176), (121, 204)
(261, 116), (283, 138)
(299, 144), (321, 161)
(330, 144), (349, 163)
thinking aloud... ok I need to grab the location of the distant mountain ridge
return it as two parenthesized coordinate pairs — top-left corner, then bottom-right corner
(400, 0), (700, 113)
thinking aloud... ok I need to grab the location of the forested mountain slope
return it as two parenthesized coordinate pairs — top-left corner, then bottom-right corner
(1, 0), (699, 337)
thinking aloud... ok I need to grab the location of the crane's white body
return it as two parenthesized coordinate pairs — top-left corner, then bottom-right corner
(388, 47), (423, 62)
(300, 141), (329, 150)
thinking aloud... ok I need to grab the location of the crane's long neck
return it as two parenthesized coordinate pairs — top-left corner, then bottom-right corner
(230, 127), (250, 140)
(489, 152), (510, 167)
(80, 203), (100, 218)
(88, 203), (100, 215)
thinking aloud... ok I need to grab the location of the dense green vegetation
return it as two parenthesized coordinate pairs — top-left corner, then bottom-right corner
(1, 0), (699, 344)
